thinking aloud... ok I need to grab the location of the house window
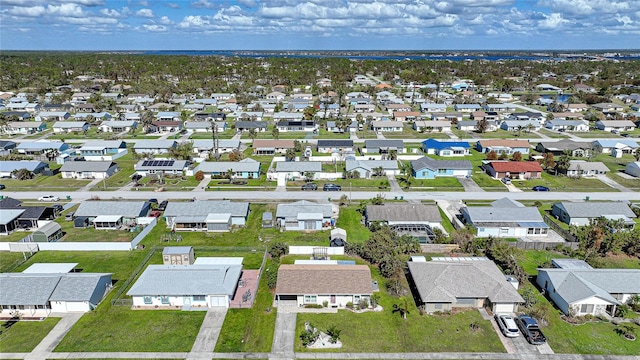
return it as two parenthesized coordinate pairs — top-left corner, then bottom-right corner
(303, 295), (317, 304)
(434, 303), (443, 309)
(193, 295), (206, 302)
(501, 227), (509, 234)
(456, 298), (476, 305)
(438, 169), (447, 174)
(143, 296), (152, 304)
(161, 296), (170, 304)
(580, 304), (594, 314)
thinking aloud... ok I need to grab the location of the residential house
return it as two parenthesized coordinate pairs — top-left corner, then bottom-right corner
(593, 140), (639, 155)
(421, 103), (447, 112)
(74, 112), (111, 121)
(193, 159), (260, 179)
(500, 120), (541, 132)
(346, 160), (399, 178)
(2, 111), (32, 121)
(574, 84), (596, 93)
(407, 257), (524, 313)
(275, 200), (334, 231)
(277, 120), (317, 132)
(0, 160), (49, 178)
(0, 272), (112, 317)
(393, 111), (421, 122)
(364, 140), (404, 154)
(4, 121), (46, 135)
(74, 103), (95, 112)
(454, 104), (481, 112)
(38, 111), (70, 121)
(0, 209), (24, 235)
(74, 201), (151, 228)
(545, 120), (589, 132)
(591, 103), (624, 114)
(625, 162), (640, 178)
(97, 120), (137, 133)
(127, 263), (242, 309)
(266, 91), (286, 101)
(77, 140), (127, 161)
(457, 120), (499, 132)
(185, 121), (226, 133)
(535, 140), (593, 157)
(365, 203), (443, 243)
(191, 140), (240, 156)
(149, 121), (182, 133)
(163, 200), (249, 231)
(509, 111), (545, 122)
(565, 161), (609, 177)
(483, 103), (517, 112)
(193, 112), (226, 122)
(431, 112), (463, 123)
(275, 264), (372, 308)
(273, 161), (322, 180)
(413, 121), (451, 133)
(595, 120), (636, 132)
(317, 140), (354, 154)
(273, 112), (305, 122)
(385, 103), (412, 113)
(461, 198), (549, 238)
(60, 161), (118, 179)
(16, 141), (68, 155)
(484, 161), (542, 180)
(551, 201), (636, 227)
(12, 206), (56, 229)
(421, 139), (470, 156)
(567, 103), (588, 113)
(411, 157), (472, 179)
(52, 121), (89, 134)
(0, 140), (16, 152)
(476, 140), (531, 155)
(551, 112), (585, 120)
(134, 159), (188, 177)
(372, 121), (403, 132)
(210, 93), (235, 101)
(537, 268), (640, 316)
(253, 139), (295, 155)
(235, 121), (268, 132)
(133, 140), (177, 155)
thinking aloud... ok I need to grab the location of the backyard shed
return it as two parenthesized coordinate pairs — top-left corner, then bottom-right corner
(162, 246), (194, 265)
(262, 212), (273, 228)
(32, 222), (63, 243)
(73, 216), (90, 228)
(330, 228), (347, 247)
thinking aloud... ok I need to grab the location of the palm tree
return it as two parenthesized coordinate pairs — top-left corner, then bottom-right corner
(477, 119), (489, 133)
(555, 152), (572, 175)
(272, 127), (280, 140)
(248, 128), (257, 141)
(392, 296), (410, 319)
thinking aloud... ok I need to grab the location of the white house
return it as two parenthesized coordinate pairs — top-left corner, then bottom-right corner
(461, 198), (548, 238)
(60, 161), (118, 179)
(545, 120), (589, 132)
(98, 120), (137, 133)
(625, 162), (640, 178)
(52, 121), (90, 133)
(127, 263), (242, 309)
(163, 200), (249, 231)
(345, 160), (399, 178)
(371, 121), (403, 132)
(596, 120), (636, 132)
(275, 264), (372, 308)
(275, 200), (334, 231)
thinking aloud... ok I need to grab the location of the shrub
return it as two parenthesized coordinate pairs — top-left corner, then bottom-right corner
(323, 300), (328, 308)
(304, 304), (323, 309)
(194, 171), (205, 181)
(300, 327), (319, 347)
(268, 242), (288, 260)
(345, 302), (354, 309)
(326, 325), (341, 344)
(358, 298), (369, 310)
(265, 267), (278, 289)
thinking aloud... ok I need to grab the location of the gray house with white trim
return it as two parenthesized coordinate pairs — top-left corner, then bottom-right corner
(551, 201), (636, 227)
(163, 200), (249, 232)
(276, 200), (334, 231)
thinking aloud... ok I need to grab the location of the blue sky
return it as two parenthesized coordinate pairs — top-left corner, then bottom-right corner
(1, 0), (639, 50)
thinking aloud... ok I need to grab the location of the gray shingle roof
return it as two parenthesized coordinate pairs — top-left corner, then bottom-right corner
(464, 204), (544, 223)
(75, 201), (148, 218)
(133, 140), (177, 150)
(195, 159), (260, 173)
(60, 161), (116, 172)
(49, 274), (112, 301)
(567, 161), (609, 172)
(163, 200), (249, 218)
(411, 157), (472, 172)
(191, 140), (240, 150)
(408, 260), (524, 304)
(127, 264), (242, 296)
(539, 268), (640, 304)
(346, 160), (398, 172)
(317, 140), (354, 147)
(276, 265), (372, 295)
(366, 204), (441, 222)
(364, 140), (404, 150)
(275, 161), (322, 173)
(554, 201), (635, 219)
(0, 160), (48, 172)
(276, 200), (333, 219)
(0, 273), (111, 305)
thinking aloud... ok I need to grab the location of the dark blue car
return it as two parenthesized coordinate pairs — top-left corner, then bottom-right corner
(532, 185), (550, 192)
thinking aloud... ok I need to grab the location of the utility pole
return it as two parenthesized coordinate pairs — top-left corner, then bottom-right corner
(211, 119), (219, 161)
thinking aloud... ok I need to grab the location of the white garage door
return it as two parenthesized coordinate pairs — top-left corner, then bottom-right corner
(209, 296), (227, 307)
(494, 303), (515, 314)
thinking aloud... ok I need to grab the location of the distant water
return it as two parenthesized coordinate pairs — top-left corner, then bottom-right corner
(540, 94), (573, 103)
(141, 50), (640, 61)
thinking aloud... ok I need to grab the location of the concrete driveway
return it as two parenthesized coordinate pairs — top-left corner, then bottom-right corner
(272, 311), (296, 356)
(457, 177), (483, 192)
(489, 314), (554, 355)
(189, 308), (228, 353)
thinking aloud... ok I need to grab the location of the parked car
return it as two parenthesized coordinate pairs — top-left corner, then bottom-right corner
(532, 185), (550, 192)
(64, 212), (74, 221)
(38, 195), (59, 202)
(621, 133), (630, 138)
(515, 315), (547, 345)
(323, 183), (342, 191)
(131, 174), (143, 182)
(495, 314), (520, 338)
(51, 204), (63, 213)
(301, 183), (318, 191)
(148, 198), (158, 204)
(157, 200), (168, 211)
(501, 177), (512, 185)
(0, 184), (5, 190)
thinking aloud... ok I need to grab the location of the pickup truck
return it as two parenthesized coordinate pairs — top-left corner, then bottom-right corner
(515, 315), (547, 345)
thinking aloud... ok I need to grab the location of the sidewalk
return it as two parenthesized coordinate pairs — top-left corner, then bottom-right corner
(24, 313), (82, 360)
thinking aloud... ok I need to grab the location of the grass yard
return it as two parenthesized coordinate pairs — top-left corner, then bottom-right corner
(607, 172), (640, 191)
(57, 218), (139, 242)
(355, 130), (377, 139)
(214, 260), (276, 352)
(537, 129), (569, 138)
(471, 172), (509, 191)
(0, 317), (61, 353)
(288, 178), (390, 191)
(55, 306), (204, 352)
(472, 129), (541, 139)
(544, 319), (640, 355)
(516, 249), (571, 275)
(335, 206), (371, 243)
(0, 252), (29, 272)
(0, 174), (91, 191)
(189, 130), (236, 139)
(407, 177), (465, 191)
(517, 173), (618, 192)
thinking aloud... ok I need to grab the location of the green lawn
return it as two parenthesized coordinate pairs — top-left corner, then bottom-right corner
(288, 178), (390, 191)
(406, 177), (464, 191)
(0, 174), (91, 191)
(472, 129), (541, 139)
(517, 172), (618, 192)
(607, 172), (640, 191)
(516, 249), (571, 275)
(537, 129), (569, 139)
(0, 252), (29, 271)
(335, 206), (371, 243)
(55, 306), (205, 352)
(0, 317), (61, 353)
(214, 260), (276, 352)
(189, 130), (236, 139)
(471, 172), (509, 192)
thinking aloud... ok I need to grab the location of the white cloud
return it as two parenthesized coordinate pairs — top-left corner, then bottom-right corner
(56, 0), (105, 6)
(538, 12), (567, 29)
(167, 3), (180, 9)
(178, 15), (210, 28)
(237, 0), (257, 8)
(7, 5), (45, 17)
(136, 8), (155, 18)
(47, 3), (85, 17)
(158, 16), (174, 25)
(100, 7), (129, 18)
(191, 0), (215, 9)
(142, 24), (167, 32)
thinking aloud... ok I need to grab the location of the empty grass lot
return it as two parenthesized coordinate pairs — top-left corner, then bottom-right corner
(335, 206), (371, 243)
(0, 174), (91, 191)
(517, 173), (617, 192)
(469, 129), (541, 139)
(0, 317), (60, 353)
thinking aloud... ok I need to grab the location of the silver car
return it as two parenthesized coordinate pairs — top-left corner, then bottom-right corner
(495, 314), (519, 338)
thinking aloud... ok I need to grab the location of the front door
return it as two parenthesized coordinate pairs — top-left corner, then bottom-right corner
(330, 295), (336, 304)
(184, 296), (191, 307)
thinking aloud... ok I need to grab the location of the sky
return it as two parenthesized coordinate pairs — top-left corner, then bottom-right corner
(0, 0), (639, 50)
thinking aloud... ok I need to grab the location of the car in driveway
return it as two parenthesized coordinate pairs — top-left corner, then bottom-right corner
(495, 314), (520, 338)
(501, 177), (512, 185)
(157, 200), (169, 211)
(0, 184), (5, 190)
(515, 315), (547, 345)
(301, 183), (318, 191)
(64, 212), (75, 221)
(38, 195), (60, 202)
(323, 183), (341, 191)
(532, 185), (550, 192)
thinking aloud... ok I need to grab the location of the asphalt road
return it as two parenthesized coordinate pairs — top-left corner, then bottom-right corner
(5, 190), (640, 202)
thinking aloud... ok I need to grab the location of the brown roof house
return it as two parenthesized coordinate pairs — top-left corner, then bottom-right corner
(252, 139), (295, 155)
(484, 161), (543, 180)
(275, 264), (373, 308)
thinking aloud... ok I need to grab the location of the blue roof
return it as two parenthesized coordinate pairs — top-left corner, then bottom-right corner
(518, 222), (549, 228)
(422, 139), (470, 150)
